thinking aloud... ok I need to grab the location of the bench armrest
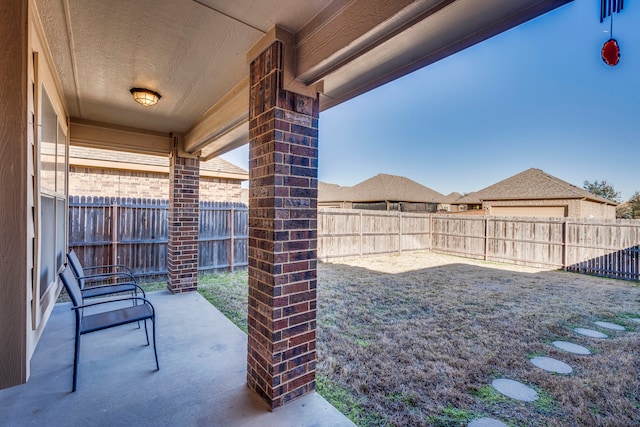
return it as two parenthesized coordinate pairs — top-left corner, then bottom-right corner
(72, 296), (154, 313)
(81, 282), (146, 298)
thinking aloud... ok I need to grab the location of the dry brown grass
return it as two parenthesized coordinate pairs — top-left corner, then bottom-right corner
(196, 252), (640, 426)
(317, 252), (640, 426)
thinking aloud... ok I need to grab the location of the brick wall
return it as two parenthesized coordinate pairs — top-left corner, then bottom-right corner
(247, 40), (319, 409)
(199, 177), (243, 202)
(167, 153), (200, 293)
(69, 166), (243, 203)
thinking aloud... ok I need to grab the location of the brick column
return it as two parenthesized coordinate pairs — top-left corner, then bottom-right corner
(167, 137), (200, 293)
(247, 41), (319, 409)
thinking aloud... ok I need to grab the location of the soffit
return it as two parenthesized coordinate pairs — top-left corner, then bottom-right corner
(34, 0), (330, 134)
(34, 0), (571, 158)
(318, 0), (569, 109)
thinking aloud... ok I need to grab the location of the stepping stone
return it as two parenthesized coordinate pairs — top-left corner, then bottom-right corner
(468, 418), (509, 427)
(630, 318), (640, 324)
(552, 341), (592, 355)
(595, 321), (626, 331)
(491, 378), (538, 402)
(530, 356), (573, 374)
(574, 328), (608, 338)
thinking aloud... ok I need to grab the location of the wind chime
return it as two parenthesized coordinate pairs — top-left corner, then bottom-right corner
(600, 0), (624, 66)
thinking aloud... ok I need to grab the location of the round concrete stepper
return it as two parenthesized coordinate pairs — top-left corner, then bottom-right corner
(491, 379), (539, 402)
(552, 341), (592, 355)
(594, 321), (626, 331)
(574, 328), (608, 338)
(530, 356), (573, 374)
(468, 417), (509, 427)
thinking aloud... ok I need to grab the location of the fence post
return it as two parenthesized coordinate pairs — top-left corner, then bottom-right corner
(562, 219), (568, 271)
(428, 214), (433, 252)
(359, 211), (363, 257)
(398, 211), (403, 254)
(111, 198), (119, 277)
(229, 205), (235, 272)
(484, 217), (489, 261)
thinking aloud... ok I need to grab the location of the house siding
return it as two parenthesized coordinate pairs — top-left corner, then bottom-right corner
(578, 200), (617, 220)
(483, 199), (616, 220)
(1, 0), (29, 389)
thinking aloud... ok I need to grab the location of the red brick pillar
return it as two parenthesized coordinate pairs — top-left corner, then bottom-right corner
(247, 41), (319, 409)
(167, 137), (200, 293)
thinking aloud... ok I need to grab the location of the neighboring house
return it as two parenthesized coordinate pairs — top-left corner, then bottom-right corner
(450, 168), (618, 219)
(441, 192), (464, 212)
(448, 191), (484, 213)
(318, 182), (350, 209)
(70, 146), (248, 203)
(319, 173), (448, 213)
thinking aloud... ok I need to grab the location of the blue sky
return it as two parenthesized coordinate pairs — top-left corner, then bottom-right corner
(222, 1), (640, 201)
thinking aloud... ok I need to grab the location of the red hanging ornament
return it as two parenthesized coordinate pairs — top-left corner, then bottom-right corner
(599, 1), (624, 67)
(601, 38), (620, 66)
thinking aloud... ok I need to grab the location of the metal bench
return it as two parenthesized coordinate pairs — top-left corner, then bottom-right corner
(58, 266), (159, 391)
(67, 249), (144, 300)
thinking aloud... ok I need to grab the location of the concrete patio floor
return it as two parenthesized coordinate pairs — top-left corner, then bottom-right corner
(0, 290), (354, 427)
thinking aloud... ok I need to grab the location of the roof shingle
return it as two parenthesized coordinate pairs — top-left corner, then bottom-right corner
(454, 168), (617, 205)
(320, 173), (446, 203)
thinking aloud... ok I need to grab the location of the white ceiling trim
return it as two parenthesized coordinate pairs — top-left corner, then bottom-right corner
(61, 0), (81, 116)
(191, 0), (268, 34)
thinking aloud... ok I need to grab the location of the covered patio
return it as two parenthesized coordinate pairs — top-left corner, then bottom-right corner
(0, 290), (353, 426)
(1, 0), (572, 419)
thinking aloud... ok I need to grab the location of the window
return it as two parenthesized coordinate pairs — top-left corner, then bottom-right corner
(38, 87), (67, 299)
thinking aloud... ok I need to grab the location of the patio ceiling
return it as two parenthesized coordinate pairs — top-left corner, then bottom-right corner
(35, 0), (571, 160)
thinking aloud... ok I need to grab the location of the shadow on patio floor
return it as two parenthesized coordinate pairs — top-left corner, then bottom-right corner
(0, 291), (353, 427)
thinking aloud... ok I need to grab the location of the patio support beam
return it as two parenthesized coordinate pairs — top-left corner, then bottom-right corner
(167, 133), (200, 293)
(183, 77), (250, 160)
(69, 119), (172, 156)
(0, 0), (29, 389)
(246, 36), (319, 409)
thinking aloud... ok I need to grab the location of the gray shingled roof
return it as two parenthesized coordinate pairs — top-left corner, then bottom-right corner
(70, 146), (248, 177)
(454, 191), (480, 205)
(318, 182), (352, 202)
(320, 173), (446, 203)
(444, 192), (463, 203)
(454, 168), (617, 205)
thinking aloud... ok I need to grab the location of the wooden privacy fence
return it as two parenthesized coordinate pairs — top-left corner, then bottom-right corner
(69, 199), (640, 282)
(317, 208), (431, 259)
(318, 210), (640, 282)
(68, 196), (248, 279)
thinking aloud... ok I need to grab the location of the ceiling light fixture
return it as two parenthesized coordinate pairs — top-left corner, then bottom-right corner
(130, 88), (161, 107)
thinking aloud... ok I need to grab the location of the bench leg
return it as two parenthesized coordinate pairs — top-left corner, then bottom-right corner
(143, 319), (149, 346)
(73, 333), (81, 392)
(152, 316), (159, 370)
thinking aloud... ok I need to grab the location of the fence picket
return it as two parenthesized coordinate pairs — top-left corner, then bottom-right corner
(68, 199), (640, 282)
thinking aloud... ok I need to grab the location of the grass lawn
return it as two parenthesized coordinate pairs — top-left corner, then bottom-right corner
(198, 252), (640, 427)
